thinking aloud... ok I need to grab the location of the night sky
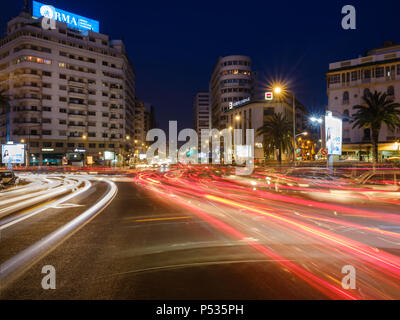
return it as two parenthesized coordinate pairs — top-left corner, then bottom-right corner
(1, 0), (399, 131)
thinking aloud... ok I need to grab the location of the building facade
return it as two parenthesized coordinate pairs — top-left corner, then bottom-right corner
(0, 6), (140, 166)
(209, 55), (256, 130)
(224, 98), (308, 163)
(193, 91), (210, 137)
(326, 41), (400, 161)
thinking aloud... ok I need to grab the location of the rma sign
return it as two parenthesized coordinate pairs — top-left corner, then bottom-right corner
(32, 1), (100, 33)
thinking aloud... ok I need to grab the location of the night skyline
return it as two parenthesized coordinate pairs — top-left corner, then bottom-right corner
(1, 0), (399, 131)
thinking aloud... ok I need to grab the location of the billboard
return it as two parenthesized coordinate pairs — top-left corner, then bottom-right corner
(104, 151), (115, 160)
(325, 114), (342, 155)
(2, 144), (25, 164)
(32, 1), (100, 33)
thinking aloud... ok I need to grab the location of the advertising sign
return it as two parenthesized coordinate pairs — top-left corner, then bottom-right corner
(325, 114), (342, 155)
(2, 144), (25, 164)
(104, 151), (115, 160)
(32, 1), (100, 33)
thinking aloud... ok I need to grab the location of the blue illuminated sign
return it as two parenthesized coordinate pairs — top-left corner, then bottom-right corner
(32, 1), (99, 33)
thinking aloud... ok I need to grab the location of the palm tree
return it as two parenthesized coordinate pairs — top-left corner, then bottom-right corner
(256, 113), (292, 164)
(352, 90), (400, 163)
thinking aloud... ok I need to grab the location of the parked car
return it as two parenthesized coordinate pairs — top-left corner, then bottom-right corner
(0, 170), (17, 187)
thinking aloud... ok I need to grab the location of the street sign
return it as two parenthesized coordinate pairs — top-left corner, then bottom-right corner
(321, 148), (328, 156)
(265, 92), (273, 100)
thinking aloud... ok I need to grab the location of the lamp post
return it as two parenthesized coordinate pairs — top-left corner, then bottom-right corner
(234, 113), (251, 155)
(273, 86), (296, 165)
(82, 134), (87, 167)
(310, 116), (324, 151)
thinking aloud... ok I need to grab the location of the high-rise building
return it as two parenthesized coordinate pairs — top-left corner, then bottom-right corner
(326, 41), (400, 161)
(134, 98), (146, 143)
(209, 55), (255, 130)
(144, 107), (153, 134)
(193, 91), (210, 136)
(0, 3), (139, 166)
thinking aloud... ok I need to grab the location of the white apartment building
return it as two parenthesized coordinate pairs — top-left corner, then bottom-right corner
(326, 41), (400, 161)
(193, 91), (210, 137)
(0, 6), (139, 166)
(225, 99), (308, 163)
(210, 55), (255, 130)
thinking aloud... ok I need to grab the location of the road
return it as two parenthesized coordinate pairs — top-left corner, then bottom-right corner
(1, 167), (400, 299)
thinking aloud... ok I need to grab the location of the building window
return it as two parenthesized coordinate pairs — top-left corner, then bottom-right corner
(343, 91), (349, 104)
(375, 67), (384, 78)
(388, 86), (395, 97)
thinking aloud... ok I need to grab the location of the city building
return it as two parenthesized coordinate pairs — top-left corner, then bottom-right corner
(0, 3), (139, 166)
(326, 41), (400, 161)
(224, 97), (308, 163)
(193, 90), (210, 137)
(144, 105), (156, 134)
(209, 55), (256, 130)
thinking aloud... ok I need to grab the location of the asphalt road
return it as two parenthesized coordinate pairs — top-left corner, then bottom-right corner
(1, 167), (400, 299)
(1, 180), (327, 299)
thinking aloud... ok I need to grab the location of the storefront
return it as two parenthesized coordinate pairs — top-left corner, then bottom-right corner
(42, 153), (63, 166)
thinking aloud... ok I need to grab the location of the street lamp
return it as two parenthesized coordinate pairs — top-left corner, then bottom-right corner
(273, 85), (296, 164)
(295, 132), (308, 137)
(310, 116), (324, 152)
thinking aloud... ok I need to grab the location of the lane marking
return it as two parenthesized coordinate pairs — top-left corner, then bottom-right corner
(135, 216), (190, 222)
(0, 179), (91, 230)
(51, 203), (85, 209)
(0, 178), (117, 288)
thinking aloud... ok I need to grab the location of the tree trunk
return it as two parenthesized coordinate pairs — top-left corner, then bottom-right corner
(371, 128), (380, 164)
(278, 142), (282, 165)
(278, 149), (282, 165)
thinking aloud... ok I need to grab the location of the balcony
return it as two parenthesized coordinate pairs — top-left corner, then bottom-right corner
(68, 90), (87, 98)
(68, 113), (86, 120)
(68, 101), (87, 109)
(16, 121), (41, 127)
(68, 79), (86, 87)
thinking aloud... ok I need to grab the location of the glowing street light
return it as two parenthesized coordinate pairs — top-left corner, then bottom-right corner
(310, 117), (323, 124)
(274, 87), (282, 94)
(295, 131), (308, 137)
